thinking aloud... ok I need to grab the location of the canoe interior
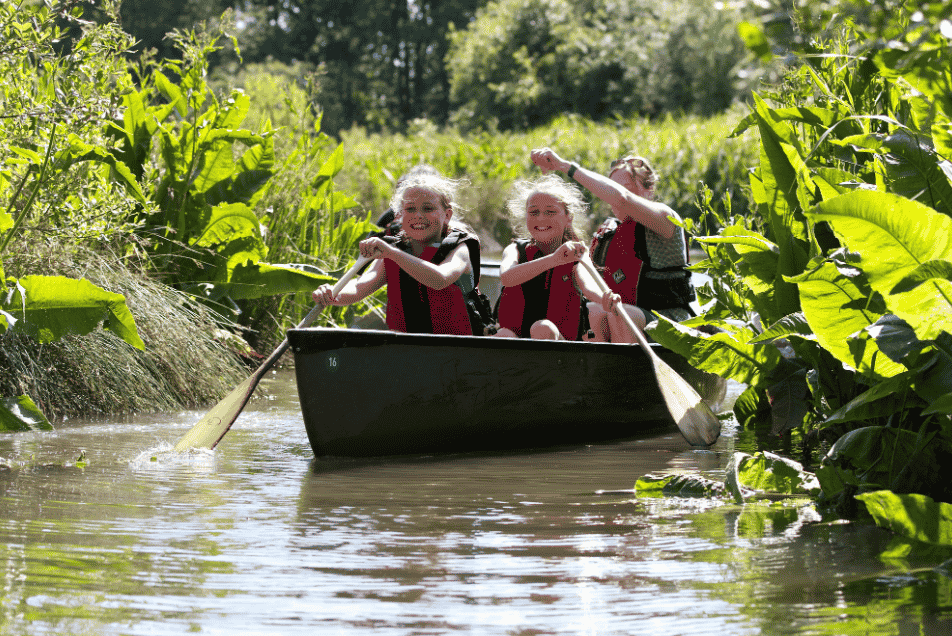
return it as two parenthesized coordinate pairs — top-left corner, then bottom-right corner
(289, 328), (726, 458)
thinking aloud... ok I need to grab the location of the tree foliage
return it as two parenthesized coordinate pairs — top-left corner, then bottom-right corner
(446, 0), (752, 131)
(233, 0), (483, 134)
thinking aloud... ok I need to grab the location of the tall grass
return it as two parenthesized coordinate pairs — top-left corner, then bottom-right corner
(1, 241), (248, 420)
(338, 109), (757, 252)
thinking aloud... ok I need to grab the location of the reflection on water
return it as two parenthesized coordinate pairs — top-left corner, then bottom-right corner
(0, 370), (949, 634)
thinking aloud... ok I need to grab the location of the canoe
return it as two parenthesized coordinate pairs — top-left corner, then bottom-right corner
(288, 327), (726, 458)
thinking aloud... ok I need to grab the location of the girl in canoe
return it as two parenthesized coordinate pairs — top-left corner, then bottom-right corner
(529, 148), (695, 343)
(313, 173), (492, 335)
(494, 174), (621, 340)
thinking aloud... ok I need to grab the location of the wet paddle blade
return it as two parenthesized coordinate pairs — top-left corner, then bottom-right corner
(172, 372), (261, 452)
(652, 356), (721, 446)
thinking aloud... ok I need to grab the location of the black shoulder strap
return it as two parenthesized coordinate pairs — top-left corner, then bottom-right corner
(434, 229), (482, 285)
(591, 217), (620, 267)
(514, 238), (531, 263)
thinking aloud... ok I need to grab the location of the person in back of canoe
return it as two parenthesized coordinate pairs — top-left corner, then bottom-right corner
(529, 148), (696, 343)
(313, 172), (490, 335)
(494, 174), (621, 340)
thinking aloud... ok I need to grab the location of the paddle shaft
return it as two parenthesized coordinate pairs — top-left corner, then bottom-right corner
(577, 255), (720, 446)
(577, 256), (657, 355)
(250, 253), (371, 380)
(174, 255), (371, 451)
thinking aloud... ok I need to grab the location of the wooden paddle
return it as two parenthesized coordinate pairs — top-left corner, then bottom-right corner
(578, 255), (720, 446)
(173, 255), (372, 452)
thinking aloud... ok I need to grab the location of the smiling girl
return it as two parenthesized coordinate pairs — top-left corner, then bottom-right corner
(313, 173), (487, 335)
(494, 174), (620, 340)
(529, 148), (696, 343)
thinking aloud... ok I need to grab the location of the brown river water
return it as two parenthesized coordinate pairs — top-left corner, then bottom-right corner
(0, 369), (950, 635)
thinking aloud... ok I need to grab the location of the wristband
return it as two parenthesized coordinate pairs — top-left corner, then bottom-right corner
(567, 163), (578, 180)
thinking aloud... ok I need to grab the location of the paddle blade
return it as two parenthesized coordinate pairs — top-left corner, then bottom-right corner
(652, 357), (721, 446)
(173, 373), (258, 452)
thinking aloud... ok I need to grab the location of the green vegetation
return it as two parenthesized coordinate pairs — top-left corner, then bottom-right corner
(98, 0), (757, 135)
(647, 0), (952, 543)
(447, 0), (751, 130)
(339, 110), (757, 252)
(0, 2), (371, 426)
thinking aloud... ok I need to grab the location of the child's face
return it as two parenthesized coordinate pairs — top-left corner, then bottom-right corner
(401, 187), (451, 244)
(526, 192), (570, 244)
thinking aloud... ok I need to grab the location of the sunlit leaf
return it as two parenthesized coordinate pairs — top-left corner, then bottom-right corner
(857, 490), (952, 546)
(734, 451), (820, 495)
(648, 318), (782, 387)
(807, 190), (952, 340)
(891, 259), (952, 293)
(221, 261), (335, 300)
(786, 260), (904, 378)
(191, 203), (262, 249)
(193, 144), (236, 193)
(0, 394), (52, 432)
(5, 275), (144, 350)
(153, 70), (185, 116)
(737, 21), (771, 62)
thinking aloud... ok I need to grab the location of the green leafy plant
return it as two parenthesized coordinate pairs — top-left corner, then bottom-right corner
(0, 2), (150, 428)
(647, 2), (952, 530)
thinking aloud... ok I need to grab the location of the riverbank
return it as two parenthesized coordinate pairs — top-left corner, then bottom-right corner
(1, 242), (249, 421)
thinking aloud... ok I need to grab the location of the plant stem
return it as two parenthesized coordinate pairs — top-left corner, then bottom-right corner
(0, 123), (58, 254)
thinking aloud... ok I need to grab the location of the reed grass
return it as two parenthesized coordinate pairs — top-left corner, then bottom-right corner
(338, 108), (757, 251)
(1, 241), (248, 421)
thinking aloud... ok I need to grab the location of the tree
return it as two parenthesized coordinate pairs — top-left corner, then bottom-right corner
(232, 0), (483, 134)
(446, 0), (753, 131)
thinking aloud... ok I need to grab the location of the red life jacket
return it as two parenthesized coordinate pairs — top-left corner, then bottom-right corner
(496, 240), (585, 340)
(385, 230), (480, 335)
(590, 217), (695, 312)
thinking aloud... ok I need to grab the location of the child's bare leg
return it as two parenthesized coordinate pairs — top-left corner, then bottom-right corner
(494, 327), (518, 338)
(529, 320), (561, 340)
(586, 303), (611, 342)
(606, 303), (647, 344)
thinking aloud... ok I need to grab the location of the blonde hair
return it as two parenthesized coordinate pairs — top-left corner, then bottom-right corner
(609, 154), (658, 194)
(390, 173), (473, 238)
(506, 174), (588, 244)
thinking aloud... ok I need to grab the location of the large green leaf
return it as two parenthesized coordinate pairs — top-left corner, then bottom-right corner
(57, 134), (146, 203)
(729, 451), (820, 501)
(5, 275), (144, 350)
(193, 143), (236, 194)
(153, 69), (186, 116)
(736, 21), (771, 62)
(696, 227), (781, 323)
(839, 129), (952, 217)
(191, 203), (263, 249)
(807, 190), (952, 340)
(220, 262), (335, 300)
(648, 318), (783, 388)
(822, 374), (921, 426)
(312, 143), (345, 190)
(891, 259), (952, 293)
(857, 490), (952, 546)
(0, 394), (52, 432)
(786, 260), (904, 378)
